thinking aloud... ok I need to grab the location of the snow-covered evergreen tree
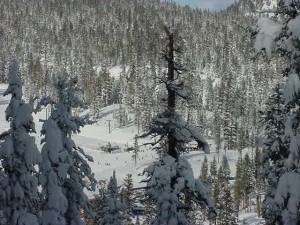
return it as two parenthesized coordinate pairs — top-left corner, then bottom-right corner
(0, 59), (41, 225)
(39, 118), (68, 225)
(260, 84), (287, 224)
(252, 1), (300, 224)
(241, 153), (254, 210)
(37, 75), (96, 225)
(91, 180), (108, 224)
(209, 156), (218, 184)
(215, 161), (236, 225)
(121, 174), (134, 208)
(143, 155), (215, 225)
(253, 147), (264, 218)
(218, 187), (237, 225)
(200, 156), (208, 182)
(132, 136), (139, 167)
(141, 27), (215, 225)
(98, 171), (127, 225)
(120, 174), (135, 225)
(221, 155), (231, 183)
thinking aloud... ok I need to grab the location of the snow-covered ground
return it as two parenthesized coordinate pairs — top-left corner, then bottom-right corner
(0, 83), (264, 224)
(238, 213), (264, 225)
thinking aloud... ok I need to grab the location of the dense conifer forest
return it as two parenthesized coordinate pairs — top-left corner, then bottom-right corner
(1, 0), (300, 224)
(0, 0), (284, 147)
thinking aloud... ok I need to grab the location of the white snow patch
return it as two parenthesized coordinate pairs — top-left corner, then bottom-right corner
(283, 72), (300, 102)
(275, 172), (300, 224)
(255, 17), (283, 57)
(93, 65), (129, 79)
(288, 15), (300, 41)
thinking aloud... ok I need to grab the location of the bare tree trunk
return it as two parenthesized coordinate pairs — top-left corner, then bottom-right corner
(257, 194), (261, 217)
(164, 26), (178, 160)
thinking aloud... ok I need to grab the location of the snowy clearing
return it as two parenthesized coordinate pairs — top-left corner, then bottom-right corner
(0, 83), (263, 224)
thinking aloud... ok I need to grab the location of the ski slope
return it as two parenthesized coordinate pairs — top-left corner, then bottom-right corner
(0, 84), (263, 224)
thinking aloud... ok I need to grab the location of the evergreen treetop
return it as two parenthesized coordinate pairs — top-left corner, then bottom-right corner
(37, 75), (96, 225)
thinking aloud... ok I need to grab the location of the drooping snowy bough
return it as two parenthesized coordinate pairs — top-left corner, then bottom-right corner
(143, 155), (215, 225)
(251, 1), (300, 224)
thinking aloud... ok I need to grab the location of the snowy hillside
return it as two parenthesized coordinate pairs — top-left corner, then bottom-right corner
(235, 0), (278, 16)
(0, 83), (250, 186)
(0, 83), (264, 224)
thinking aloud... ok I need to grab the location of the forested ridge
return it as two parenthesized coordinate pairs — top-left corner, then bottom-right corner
(0, 0), (284, 151)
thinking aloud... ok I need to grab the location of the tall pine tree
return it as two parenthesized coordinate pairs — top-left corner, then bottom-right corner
(99, 171), (127, 225)
(252, 1), (300, 223)
(0, 60), (41, 225)
(141, 26), (215, 225)
(37, 75), (96, 225)
(260, 84), (287, 224)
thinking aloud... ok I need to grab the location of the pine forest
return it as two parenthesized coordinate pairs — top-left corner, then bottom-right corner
(0, 0), (299, 224)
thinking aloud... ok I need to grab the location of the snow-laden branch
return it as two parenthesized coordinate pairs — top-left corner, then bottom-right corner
(165, 81), (190, 100)
(141, 110), (209, 153)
